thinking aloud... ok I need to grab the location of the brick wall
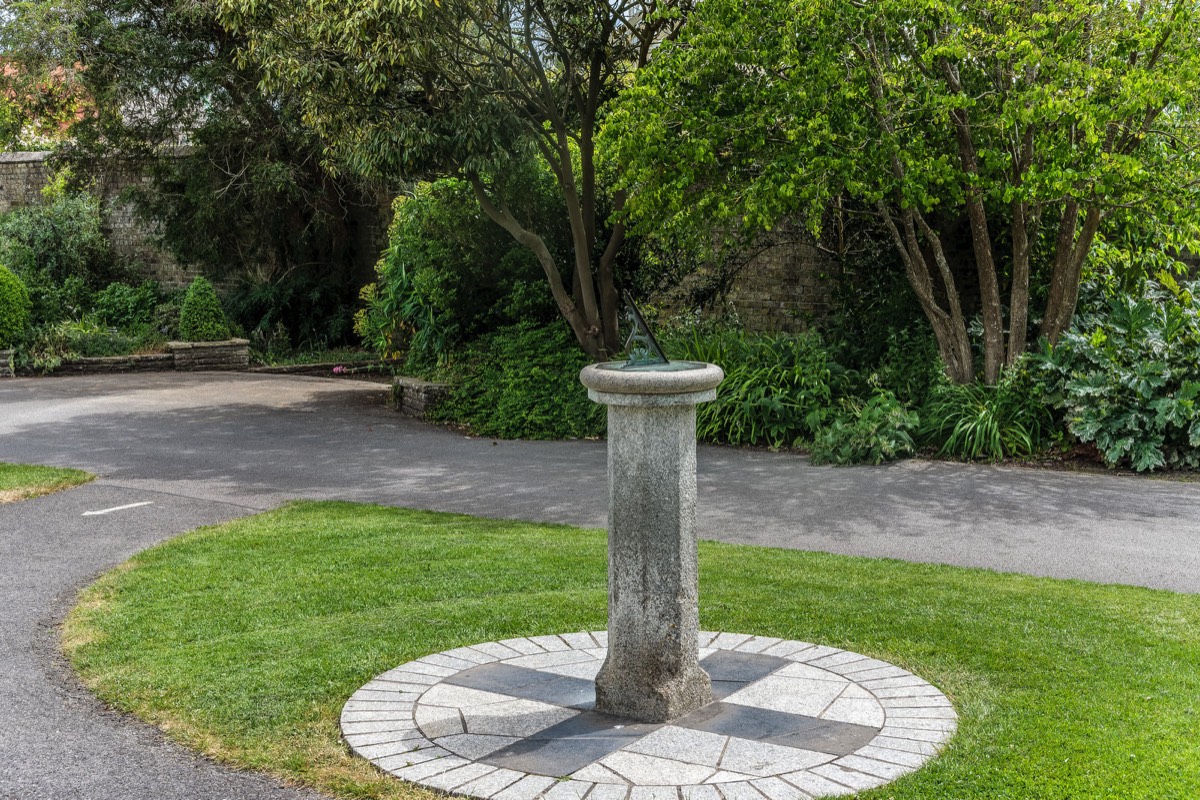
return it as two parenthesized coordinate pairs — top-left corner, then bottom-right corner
(726, 232), (835, 332)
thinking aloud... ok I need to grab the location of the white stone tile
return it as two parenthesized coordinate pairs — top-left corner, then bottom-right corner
(629, 786), (680, 800)
(491, 774), (558, 800)
(498, 637), (548, 655)
(388, 754), (469, 781)
(760, 641), (815, 658)
(379, 667), (442, 684)
(834, 755), (913, 780)
(857, 675), (927, 690)
(415, 704), (464, 738)
(423, 762), (501, 791)
(787, 646), (841, 663)
(560, 631), (600, 649)
(884, 706), (957, 720)
(374, 745), (452, 771)
(456, 767), (526, 798)
(880, 717), (956, 732)
(421, 683), (516, 709)
(435, 733), (519, 760)
(343, 728), (425, 747)
(369, 680), (438, 695)
(778, 771), (859, 797)
(837, 665), (910, 681)
(345, 695), (419, 709)
(724, 676), (846, 717)
(735, 637), (782, 654)
(585, 647), (608, 659)
(506, 650), (597, 670)
(836, 684), (873, 700)
(463, 698), (577, 737)
(774, 663), (849, 683)
(341, 709), (414, 723)
(360, 679), (425, 696)
(349, 739), (425, 760)
(824, 658), (893, 676)
(749, 776), (810, 800)
(571, 762), (631, 784)
(399, 660), (458, 677)
(698, 648), (718, 660)
(711, 632), (754, 650)
(697, 631), (720, 648)
(473, 641), (525, 660)
(719, 739), (832, 777)
(809, 764), (887, 791)
(821, 697), (885, 728)
(879, 696), (952, 709)
(348, 688), (415, 702)
(444, 646), (500, 664)
(680, 785), (721, 800)
(876, 725), (954, 743)
(540, 659), (604, 680)
(869, 735), (941, 755)
(703, 771), (758, 784)
(527, 634), (571, 652)
(625, 726), (728, 768)
(854, 745), (928, 768)
(805, 652), (865, 669)
(714, 781), (766, 800)
(592, 631), (609, 647)
(420, 652), (481, 671)
(341, 720), (417, 735)
(871, 684), (944, 699)
(542, 779), (594, 800)
(601, 751), (716, 784)
(588, 783), (631, 800)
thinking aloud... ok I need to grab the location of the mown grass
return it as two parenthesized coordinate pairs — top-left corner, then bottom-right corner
(0, 462), (94, 503)
(63, 502), (1199, 799)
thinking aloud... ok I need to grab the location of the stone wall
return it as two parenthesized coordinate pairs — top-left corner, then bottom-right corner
(0, 151), (199, 287)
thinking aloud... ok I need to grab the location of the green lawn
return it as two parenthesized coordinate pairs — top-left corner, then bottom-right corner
(0, 462), (94, 502)
(63, 502), (1199, 800)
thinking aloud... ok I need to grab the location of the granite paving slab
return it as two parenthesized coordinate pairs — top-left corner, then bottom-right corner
(343, 633), (956, 798)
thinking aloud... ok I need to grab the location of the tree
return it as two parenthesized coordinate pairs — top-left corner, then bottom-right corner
(604, 0), (1200, 383)
(216, 0), (692, 359)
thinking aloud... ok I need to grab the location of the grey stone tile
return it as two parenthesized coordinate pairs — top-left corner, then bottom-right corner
(871, 684), (945, 699)
(702, 771), (759, 784)
(352, 740), (427, 760)
(884, 706), (957, 720)
(718, 739), (831, 777)
(340, 709), (414, 723)
(491, 774), (558, 800)
(474, 641), (526, 660)
(834, 754), (913, 780)
(711, 633), (754, 650)
(787, 646), (841, 663)
(343, 728), (425, 748)
(734, 637), (783, 654)
(624, 725), (728, 768)
(559, 631), (600, 649)
(500, 637), (549, 655)
(809, 763), (887, 791)
(629, 786), (682, 800)
(674, 703), (878, 757)
(760, 641), (815, 659)
(589, 783), (632, 800)
(436, 733), (520, 760)
(444, 646), (501, 665)
(680, 785), (721, 800)
(401, 660), (459, 677)
(481, 712), (658, 777)
(542, 779), (595, 800)
(526, 634), (572, 652)
(592, 631), (609, 647)
(875, 725), (953, 743)
(374, 746), (453, 772)
(777, 770), (858, 797)
(697, 631), (720, 648)
(571, 762), (632, 783)
(378, 668), (441, 685)
(700, 651), (791, 684)
(854, 745), (928, 768)
(868, 735), (940, 755)
(446, 662), (594, 709)
(715, 781), (767, 800)
(341, 719), (417, 735)
(421, 652), (483, 671)
(464, 698), (578, 737)
(388, 754), (470, 781)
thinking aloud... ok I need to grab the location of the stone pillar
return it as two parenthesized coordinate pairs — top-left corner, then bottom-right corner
(579, 362), (724, 723)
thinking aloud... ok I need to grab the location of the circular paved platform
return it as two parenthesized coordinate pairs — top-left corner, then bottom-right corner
(342, 632), (956, 799)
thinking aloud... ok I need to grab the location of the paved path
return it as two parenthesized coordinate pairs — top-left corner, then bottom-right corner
(2, 372), (1199, 799)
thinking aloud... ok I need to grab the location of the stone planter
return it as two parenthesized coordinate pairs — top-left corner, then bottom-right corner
(391, 376), (450, 418)
(168, 339), (249, 371)
(0, 348), (13, 378)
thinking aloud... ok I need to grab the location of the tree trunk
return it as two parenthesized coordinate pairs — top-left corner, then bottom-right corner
(1008, 200), (1031, 364)
(1042, 204), (1102, 345)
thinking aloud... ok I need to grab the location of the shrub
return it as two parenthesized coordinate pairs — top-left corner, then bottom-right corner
(1035, 276), (1200, 471)
(178, 277), (231, 342)
(14, 317), (153, 373)
(92, 280), (162, 331)
(0, 264), (32, 348)
(809, 390), (919, 466)
(921, 361), (1055, 461)
(428, 321), (603, 440)
(225, 271), (356, 353)
(0, 189), (113, 325)
(665, 329), (847, 449)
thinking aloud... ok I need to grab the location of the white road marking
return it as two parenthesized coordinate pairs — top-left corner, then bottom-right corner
(82, 501), (154, 516)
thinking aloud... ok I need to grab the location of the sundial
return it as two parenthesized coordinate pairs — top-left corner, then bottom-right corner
(622, 292), (669, 368)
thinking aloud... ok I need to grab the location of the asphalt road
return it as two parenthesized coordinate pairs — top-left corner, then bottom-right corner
(2, 371), (1199, 799)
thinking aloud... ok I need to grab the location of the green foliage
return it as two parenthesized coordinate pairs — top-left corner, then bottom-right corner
(355, 180), (559, 368)
(223, 272), (356, 354)
(666, 329), (845, 449)
(0, 265), (32, 349)
(91, 281), (162, 331)
(428, 321), (603, 441)
(14, 317), (155, 374)
(921, 364), (1055, 461)
(0, 189), (113, 325)
(809, 391), (919, 466)
(1036, 278), (1200, 472)
(178, 277), (231, 342)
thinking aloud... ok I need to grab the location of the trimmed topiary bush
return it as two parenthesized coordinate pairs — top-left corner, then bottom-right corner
(0, 264), (32, 349)
(178, 277), (231, 342)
